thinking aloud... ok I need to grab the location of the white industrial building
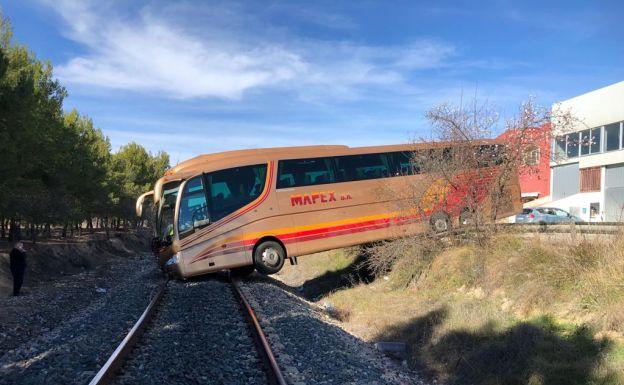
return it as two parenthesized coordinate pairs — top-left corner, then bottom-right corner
(549, 80), (624, 222)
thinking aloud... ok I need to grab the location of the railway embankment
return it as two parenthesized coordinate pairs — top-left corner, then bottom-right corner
(239, 277), (421, 385)
(275, 232), (624, 385)
(0, 231), (149, 296)
(0, 232), (163, 385)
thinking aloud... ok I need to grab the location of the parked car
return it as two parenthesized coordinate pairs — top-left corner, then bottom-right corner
(515, 207), (582, 224)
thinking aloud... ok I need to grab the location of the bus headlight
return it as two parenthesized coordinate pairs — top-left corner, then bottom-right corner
(165, 253), (179, 267)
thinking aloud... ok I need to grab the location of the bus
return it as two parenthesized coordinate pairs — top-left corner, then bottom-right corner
(136, 142), (521, 278)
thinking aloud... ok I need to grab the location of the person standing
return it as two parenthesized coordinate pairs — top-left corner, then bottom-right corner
(10, 242), (27, 296)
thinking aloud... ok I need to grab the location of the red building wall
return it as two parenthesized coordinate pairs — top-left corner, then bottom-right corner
(497, 124), (551, 199)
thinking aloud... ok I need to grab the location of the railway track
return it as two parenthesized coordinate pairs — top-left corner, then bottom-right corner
(88, 280), (168, 385)
(89, 275), (286, 385)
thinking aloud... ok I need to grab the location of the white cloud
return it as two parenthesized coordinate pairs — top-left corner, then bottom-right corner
(42, 0), (455, 100)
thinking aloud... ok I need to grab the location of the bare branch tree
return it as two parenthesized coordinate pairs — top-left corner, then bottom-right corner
(382, 96), (578, 237)
(367, 95), (581, 278)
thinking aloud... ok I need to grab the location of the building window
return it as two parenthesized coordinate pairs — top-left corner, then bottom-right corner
(605, 122), (621, 151)
(524, 145), (540, 166)
(554, 136), (566, 159)
(580, 129), (591, 155)
(590, 127), (601, 154)
(590, 202), (600, 219)
(566, 133), (579, 158)
(581, 128), (602, 155)
(579, 167), (601, 192)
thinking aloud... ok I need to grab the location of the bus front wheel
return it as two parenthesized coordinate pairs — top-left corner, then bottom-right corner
(253, 240), (285, 275)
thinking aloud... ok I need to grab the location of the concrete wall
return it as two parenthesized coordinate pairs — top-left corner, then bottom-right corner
(605, 163), (624, 221)
(578, 148), (624, 168)
(552, 81), (624, 135)
(551, 162), (579, 200)
(547, 191), (603, 222)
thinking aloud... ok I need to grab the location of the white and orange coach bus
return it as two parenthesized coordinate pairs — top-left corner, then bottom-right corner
(136, 142), (521, 278)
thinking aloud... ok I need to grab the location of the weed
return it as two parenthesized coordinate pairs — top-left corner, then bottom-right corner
(288, 232), (624, 384)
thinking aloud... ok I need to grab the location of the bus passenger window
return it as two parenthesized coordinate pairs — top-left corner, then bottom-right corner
(278, 174), (295, 188)
(178, 176), (208, 239)
(389, 151), (420, 176)
(206, 164), (267, 222)
(335, 153), (390, 181)
(476, 145), (504, 167)
(277, 158), (336, 188)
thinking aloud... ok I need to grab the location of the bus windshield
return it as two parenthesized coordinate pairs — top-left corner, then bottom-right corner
(157, 182), (180, 244)
(178, 176), (209, 239)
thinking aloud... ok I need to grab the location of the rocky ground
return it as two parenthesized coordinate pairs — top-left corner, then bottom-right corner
(239, 276), (424, 385)
(113, 278), (267, 385)
(1, 239), (426, 385)
(0, 252), (163, 385)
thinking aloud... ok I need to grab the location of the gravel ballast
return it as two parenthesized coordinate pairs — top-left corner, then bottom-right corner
(113, 278), (268, 385)
(239, 278), (426, 385)
(2, 253), (427, 385)
(0, 253), (163, 385)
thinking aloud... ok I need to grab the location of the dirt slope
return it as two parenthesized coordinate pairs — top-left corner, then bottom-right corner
(0, 232), (150, 297)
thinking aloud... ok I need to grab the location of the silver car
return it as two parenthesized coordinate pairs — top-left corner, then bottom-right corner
(515, 207), (582, 224)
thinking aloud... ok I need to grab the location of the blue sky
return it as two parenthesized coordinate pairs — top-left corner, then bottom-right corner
(3, 0), (623, 163)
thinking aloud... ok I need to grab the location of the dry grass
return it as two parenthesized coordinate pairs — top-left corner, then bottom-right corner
(281, 232), (624, 384)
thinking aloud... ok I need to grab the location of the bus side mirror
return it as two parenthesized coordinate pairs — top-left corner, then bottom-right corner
(136, 190), (154, 217)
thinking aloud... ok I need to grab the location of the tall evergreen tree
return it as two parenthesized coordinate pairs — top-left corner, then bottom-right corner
(0, 12), (169, 239)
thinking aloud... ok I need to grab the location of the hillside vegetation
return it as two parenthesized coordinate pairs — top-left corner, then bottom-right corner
(278, 233), (624, 385)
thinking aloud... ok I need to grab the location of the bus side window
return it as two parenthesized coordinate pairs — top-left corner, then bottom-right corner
(206, 164), (267, 221)
(475, 145), (504, 167)
(335, 153), (390, 182)
(389, 151), (420, 176)
(277, 157), (336, 188)
(279, 174), (295, 188)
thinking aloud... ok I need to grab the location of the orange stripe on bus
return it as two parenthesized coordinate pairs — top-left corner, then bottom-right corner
(189, 212), (424, 264)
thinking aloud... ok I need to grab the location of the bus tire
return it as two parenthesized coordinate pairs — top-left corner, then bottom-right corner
(231, 265), (256, 277)
(459, 209), (473, 226)
(253, 240), (285, 275)
(430, 212), (451, 233)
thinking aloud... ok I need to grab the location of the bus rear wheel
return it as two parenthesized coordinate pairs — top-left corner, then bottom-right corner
(459, 209), (473, 226)
(253, 240), (285, 275)
(431, 212), (451, 233)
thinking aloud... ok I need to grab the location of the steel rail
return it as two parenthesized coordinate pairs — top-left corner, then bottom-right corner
(229, 276), (288, 385)
(88, 280), (169, 385)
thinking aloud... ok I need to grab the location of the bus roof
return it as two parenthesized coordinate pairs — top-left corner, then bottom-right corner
(152, 140), (501, 205)
(164, 145), (348, 177)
